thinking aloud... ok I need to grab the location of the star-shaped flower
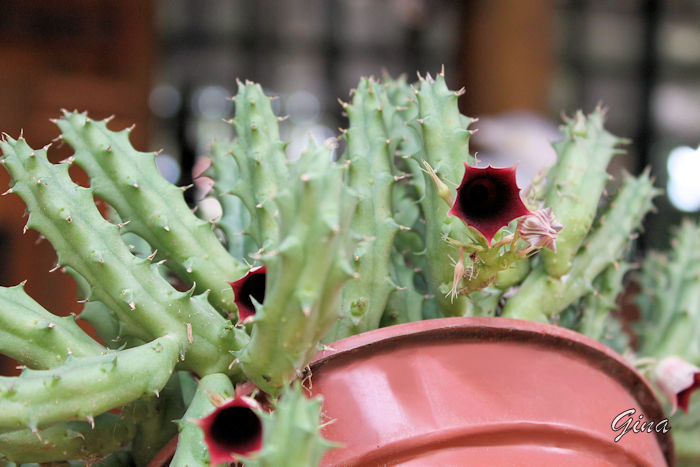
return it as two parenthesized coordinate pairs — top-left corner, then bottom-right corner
(197, 395), (263, 464)
(449, 164), (532, 244)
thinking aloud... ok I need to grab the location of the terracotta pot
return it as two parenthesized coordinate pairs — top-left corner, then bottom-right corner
(308, 317), (673, 466)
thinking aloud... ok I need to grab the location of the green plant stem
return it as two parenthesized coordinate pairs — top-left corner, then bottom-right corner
(0, 136), (248, 376)
(57, 112), (247, 318)
(0, 284), (104, 369)
(503, 172), (657, 321)
(0, 413), (136, 463)
(0, 335), (179, 433)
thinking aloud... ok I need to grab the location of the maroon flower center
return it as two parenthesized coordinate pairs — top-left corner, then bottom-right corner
(448, 164), (531, 244)
(458, 176), (503, 219)
(229, 266), (267, 321)
(209, 405), (263, 455)
(238, 273), (266, 314)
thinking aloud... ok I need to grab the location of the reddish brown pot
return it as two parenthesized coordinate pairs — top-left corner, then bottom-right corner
(308, 317), (673, 466)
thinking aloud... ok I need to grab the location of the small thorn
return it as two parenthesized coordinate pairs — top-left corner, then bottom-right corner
(1, 188), (12, 196)
(49, 263), (61, 273)
(277, 115), (290, 122)
(118, 220), (131, 228)
(180, 184), (193, 192)
(163, 225), (171, 231)
(129, 301), (136, 310)
(186, 323), (193, 344)
(147, 249), (158, 261)
(87, 415), (95, 429)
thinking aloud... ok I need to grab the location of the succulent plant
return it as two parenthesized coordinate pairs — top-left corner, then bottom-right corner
(0, 71), (697, 464)
(634, 220), (700, 463)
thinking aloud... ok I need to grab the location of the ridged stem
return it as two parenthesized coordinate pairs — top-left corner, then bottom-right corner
(541, 109), (624, 277)
(0, 335), (179, 433)
(0, 283), (104, 368)
(503, 172), (657, 321)
(0, 413), (136, 463)
(1, 136), (248, 376)
(56, 112), (247, 317)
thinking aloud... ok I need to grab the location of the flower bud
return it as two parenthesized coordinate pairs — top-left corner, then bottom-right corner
(653, 356), (700, 414)
(518, 207), (563, 252)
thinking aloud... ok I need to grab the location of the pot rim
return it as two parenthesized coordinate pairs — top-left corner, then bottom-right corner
(309, 316), (674, 465)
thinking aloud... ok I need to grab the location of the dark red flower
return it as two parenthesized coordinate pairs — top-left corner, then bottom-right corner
(654, 356), (700, 414)
(197, 395), (263, 464)
(449, 164), (532, 245)
(679, 374), (700, 413)
(229, 266), (266, 322)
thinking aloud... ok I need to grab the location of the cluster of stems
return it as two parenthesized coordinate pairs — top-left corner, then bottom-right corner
(0, 72), (696, 464)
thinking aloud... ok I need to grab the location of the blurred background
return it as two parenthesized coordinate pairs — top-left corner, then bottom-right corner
(0, 0), (698, 372)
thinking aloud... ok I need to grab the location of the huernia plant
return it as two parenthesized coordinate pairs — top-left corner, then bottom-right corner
(0, 71), (698, 464)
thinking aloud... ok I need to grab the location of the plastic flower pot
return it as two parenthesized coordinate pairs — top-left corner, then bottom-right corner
(307, 317), (673, 466)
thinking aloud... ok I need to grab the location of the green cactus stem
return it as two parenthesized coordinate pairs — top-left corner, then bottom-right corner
(382, 75), (436, 321)
(1, 136), (248, 376)
(0, 283), (104, 368)
(412, 71), (476, 316)
(223, 81), (289, 251)
(541, 108), (624, 277)
(237, 142), (355, 395)
(578, 261), (630, 348)
(56, 111), (247, 318)
(0, 335), (179, 434)
(380, 245), (425, 327)
(328, 77), (401, 338)
(670, 401), (700, 464)
(204, 139), (257, 262)
(171, 373), (235, 467)
(637, 220), (700, 362)
(503, 171), (658, 321)
(0, 413), (136, 463)
(243, 382), (336, 467)
(128, 374), (187, 466)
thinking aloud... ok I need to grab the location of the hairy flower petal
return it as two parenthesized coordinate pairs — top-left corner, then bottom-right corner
(449, 164), (532, 244)
(229, 266), (266, 322)
(197, 395), (263, 464)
